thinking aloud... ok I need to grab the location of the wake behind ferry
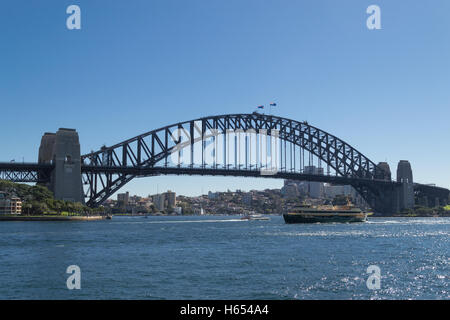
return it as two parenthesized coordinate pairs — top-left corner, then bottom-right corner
(241, 213), (270, 221)
(283, 203), (368, 224)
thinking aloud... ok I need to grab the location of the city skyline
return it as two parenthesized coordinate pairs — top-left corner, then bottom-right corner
(1, 1), (449, 199)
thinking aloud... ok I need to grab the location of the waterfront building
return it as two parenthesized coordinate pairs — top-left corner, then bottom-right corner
(242, 193), (253, 205)
(117, 192), (129, 207)
(281, 183), (299, 198)
(153, 194), (166, 211)
(304, 166), (324, 198)
(0, 192), (22, 214)
(208, 191), (218, 200)
(138, 198), (152, 208)
(128, 195), (141, 206)
(165, 190), (176, 208)
(283, 166), (324, 199)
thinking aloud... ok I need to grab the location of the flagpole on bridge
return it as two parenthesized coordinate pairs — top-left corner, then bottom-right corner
(256, 105), (264, 114)
(269, 102), (277, 115)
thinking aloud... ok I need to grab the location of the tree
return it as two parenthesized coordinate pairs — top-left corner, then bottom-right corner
(22, 202), (32, 215)
(54, 200), (65, 214)
(30, 185), (53, 202)
(31, 201), (48, 215)
(62, 201), (75, 214)
(72, 202), (85, 215)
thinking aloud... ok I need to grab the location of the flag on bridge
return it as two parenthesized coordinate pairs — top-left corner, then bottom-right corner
(257, 105), (264, 109)
(270, 102), (277, 107)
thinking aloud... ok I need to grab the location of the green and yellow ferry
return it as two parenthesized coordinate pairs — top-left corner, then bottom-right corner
(283, 203), (368, 224)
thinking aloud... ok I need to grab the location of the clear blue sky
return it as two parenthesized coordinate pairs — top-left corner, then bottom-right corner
(1, 0), (449, 198)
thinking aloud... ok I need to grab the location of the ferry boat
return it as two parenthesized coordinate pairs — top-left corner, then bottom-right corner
(283, 203), (368, 224)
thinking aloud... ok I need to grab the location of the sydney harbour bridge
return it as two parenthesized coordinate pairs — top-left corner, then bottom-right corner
(0, 113), (448, 214)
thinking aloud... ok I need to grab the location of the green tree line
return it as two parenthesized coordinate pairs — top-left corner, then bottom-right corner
(0, 180), (106, 215)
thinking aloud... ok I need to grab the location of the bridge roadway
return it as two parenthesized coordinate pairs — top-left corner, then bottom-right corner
(81, 164), (398, 187)
(0, 162), (397, 185)
(0, 162), (53, 183)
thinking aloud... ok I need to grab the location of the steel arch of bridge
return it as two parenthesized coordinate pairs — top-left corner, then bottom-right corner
(81, 113), (391, 207)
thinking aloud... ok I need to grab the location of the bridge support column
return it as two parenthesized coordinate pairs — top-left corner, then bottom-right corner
(369, 185), (400, 214)
(38, 128), (83, 203)
(396, 160), (414, 211)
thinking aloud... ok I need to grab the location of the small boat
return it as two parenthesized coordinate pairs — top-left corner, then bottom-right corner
(105, 214), (112, 220)
(241, 213), (270, 221)
(283, 203), (367, 224)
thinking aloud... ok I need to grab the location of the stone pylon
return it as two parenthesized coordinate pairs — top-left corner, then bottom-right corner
(396, 160), (414, 210)
(38, 128), (84, 203)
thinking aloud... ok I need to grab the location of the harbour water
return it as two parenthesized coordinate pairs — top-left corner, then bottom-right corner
(0, 215), (448, 299)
